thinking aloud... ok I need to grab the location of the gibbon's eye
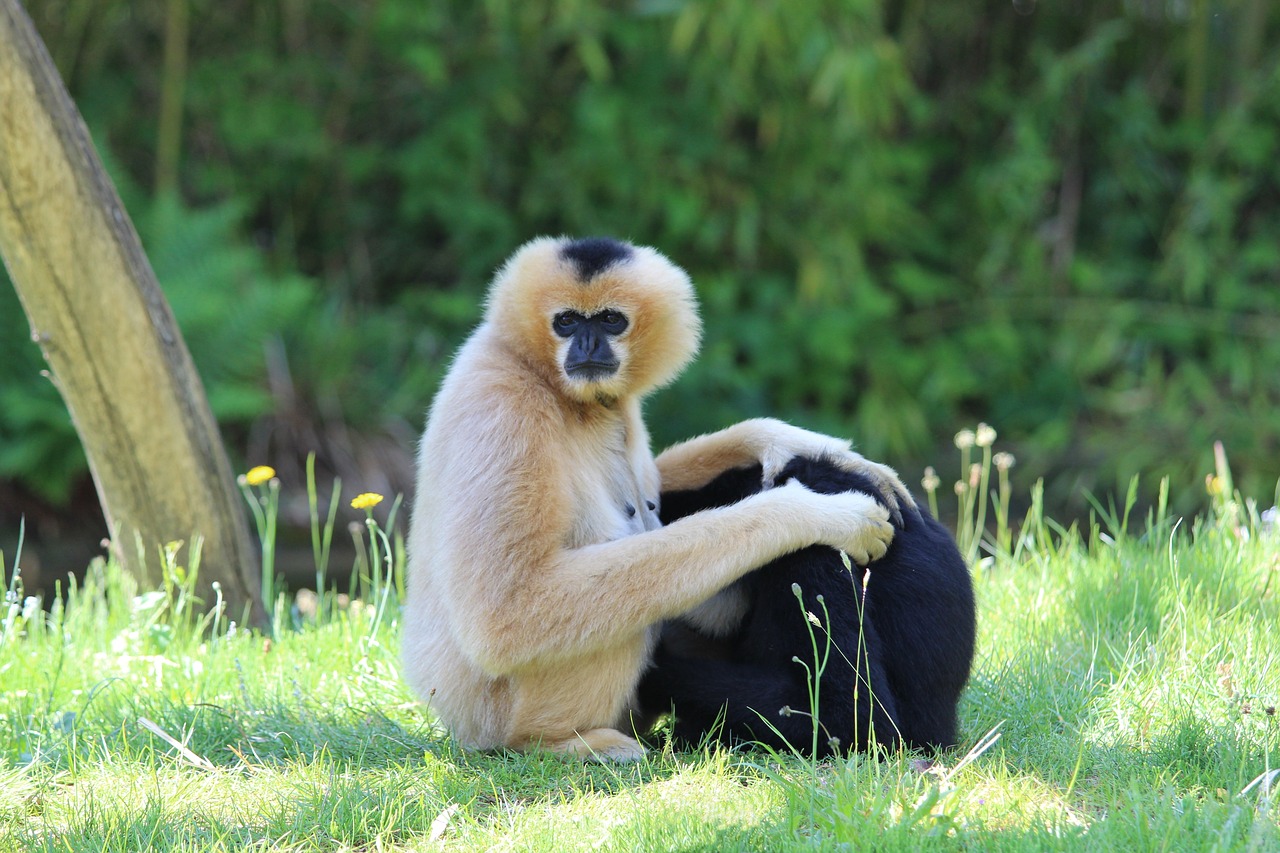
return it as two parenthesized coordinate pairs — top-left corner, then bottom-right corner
(553, 311), (583, 337)
(596, 310), (629, 335)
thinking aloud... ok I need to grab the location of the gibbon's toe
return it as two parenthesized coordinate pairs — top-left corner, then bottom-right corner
(549, 729), (647, 763)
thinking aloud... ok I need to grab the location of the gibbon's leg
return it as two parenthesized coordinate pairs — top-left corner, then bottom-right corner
(655, 418), (914, 522)
(723, 545), (902, 755)
(505, 635), (654, 761)
(762, 456), (975, 751)
(545, 728), (648, 762)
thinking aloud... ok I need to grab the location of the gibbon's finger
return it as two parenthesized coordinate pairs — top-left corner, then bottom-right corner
(867, 516), (894, 561)
(844, 510), (895, 565)
(802, 490), (895, 563)
(746, 418), (854, 489)
(759, 438), (851, 489)
(767, 450), (911, 526)
(829, 452), (915, 525)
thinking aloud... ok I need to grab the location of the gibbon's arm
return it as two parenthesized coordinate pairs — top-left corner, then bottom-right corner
(447, 479), (891, 677)
(655, 417), (914, 517)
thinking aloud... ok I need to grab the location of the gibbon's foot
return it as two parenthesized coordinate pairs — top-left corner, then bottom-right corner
(547, 728), (647, 763)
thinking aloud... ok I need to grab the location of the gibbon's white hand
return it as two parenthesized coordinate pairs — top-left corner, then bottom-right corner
(770, 479), (894, 564)
(750, 419), (915, 523)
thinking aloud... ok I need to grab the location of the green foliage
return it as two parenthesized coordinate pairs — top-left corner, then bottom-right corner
(6, 0), (1280, 517)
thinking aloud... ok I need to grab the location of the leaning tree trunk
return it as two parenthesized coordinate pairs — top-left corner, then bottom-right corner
(0, 0), (264, 625)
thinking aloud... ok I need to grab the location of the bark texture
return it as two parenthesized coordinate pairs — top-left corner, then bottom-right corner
(0, 0), (263, 622)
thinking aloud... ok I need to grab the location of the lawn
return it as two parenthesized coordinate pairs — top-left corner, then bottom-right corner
(1, 466), (1277, 851)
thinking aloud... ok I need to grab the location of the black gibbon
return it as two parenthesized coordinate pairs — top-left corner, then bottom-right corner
(401, 236), (914, 761)
(639, 455), (976, 757)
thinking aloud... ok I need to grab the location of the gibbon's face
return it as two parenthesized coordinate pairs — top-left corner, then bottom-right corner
(486, 236), (702, 403)
(551, 306), (630, 384)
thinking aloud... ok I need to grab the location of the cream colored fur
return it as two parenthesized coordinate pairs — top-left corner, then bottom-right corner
(402, 237), (907, 762)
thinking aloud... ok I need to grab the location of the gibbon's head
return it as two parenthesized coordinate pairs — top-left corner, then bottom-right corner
(485, 236), (702, 404)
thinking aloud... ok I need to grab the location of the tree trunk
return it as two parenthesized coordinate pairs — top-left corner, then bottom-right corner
(0, 0), (264, 625)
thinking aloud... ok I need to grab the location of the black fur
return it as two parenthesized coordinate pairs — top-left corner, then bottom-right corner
(639, 456), (976, 757)
(560, 236), (633, 281)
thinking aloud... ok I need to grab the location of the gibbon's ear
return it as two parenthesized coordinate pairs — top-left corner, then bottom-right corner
(484, 236), (702, 397)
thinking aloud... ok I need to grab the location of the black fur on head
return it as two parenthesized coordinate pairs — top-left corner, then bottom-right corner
(560, 236), (633, 281)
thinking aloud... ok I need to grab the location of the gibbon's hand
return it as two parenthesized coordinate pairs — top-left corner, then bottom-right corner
(773, 480), (894, 565)
(751, 419), (915, 524)
(827, 451), (915, 526)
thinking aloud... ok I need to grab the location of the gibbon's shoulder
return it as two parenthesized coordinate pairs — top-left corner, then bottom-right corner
(424, 366), (562, 441)
(428, 328), (563, 429)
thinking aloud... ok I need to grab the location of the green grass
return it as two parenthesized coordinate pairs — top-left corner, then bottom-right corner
(2, 470), (1278, 851)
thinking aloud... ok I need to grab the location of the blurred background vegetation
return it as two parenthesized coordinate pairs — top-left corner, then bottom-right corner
(2, 0), (1278, 580)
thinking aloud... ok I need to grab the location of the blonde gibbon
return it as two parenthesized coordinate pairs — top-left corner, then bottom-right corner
(401, 236), (912, 761)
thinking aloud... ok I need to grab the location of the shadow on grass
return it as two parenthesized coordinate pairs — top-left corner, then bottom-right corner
(12, 690), (442, 773)
(15, 694), (690, 852)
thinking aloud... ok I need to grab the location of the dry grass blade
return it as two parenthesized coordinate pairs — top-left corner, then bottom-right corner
(428, 803), (460, 843)
(137, 716), (216, 772)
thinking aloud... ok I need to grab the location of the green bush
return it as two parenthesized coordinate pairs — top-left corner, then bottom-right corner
(6, 0), (1279, 517)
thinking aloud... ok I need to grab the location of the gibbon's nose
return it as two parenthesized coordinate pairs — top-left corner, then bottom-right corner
(566, 327), (619, 375)
(584, 329), (610, 360)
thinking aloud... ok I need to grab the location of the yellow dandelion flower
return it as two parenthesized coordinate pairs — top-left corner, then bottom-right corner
(245, 466), (276, 487)
(351, 492), (385, 511)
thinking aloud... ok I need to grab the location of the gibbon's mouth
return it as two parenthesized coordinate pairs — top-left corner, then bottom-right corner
(565, 360), (620, 381)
